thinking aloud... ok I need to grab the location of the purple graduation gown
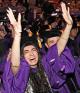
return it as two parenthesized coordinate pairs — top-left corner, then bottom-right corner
(74, 57), (80, 88)
(2, 59), (30, 93)
(42, 45), (75, 93)
(2, 44), (75, 93)
(67, 34), (80, 89)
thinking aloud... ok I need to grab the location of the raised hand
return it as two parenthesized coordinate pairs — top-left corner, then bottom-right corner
(7, 8), (22, 35)
(61, 2), (73, 25)
(6, 9), (21, 75)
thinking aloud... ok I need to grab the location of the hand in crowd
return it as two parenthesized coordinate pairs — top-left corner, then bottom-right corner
(7, 8), (22, 36)
(61, 2), (73, 25)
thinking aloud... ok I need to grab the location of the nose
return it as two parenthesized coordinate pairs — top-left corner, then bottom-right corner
(29, 51), (34, 56)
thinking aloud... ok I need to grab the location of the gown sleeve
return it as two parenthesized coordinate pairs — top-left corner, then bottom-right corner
(2, 58), (30, 93)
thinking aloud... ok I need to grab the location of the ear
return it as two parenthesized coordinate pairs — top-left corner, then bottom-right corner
(45, 43), (49, 48)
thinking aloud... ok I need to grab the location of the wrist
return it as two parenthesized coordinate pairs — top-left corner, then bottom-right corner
(67, 24), (72, 26)
(66, 24), (73, 28)
(14, 34), (21, 38)
(67, 21), (73, 26)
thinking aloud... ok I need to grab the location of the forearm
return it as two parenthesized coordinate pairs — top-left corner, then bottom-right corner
(11, 33), (21, 74)
(6, 8), (22, 75)
(57, 24), (72, 55)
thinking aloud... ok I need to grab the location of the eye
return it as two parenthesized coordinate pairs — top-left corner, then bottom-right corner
(32, 48), (37, 52)
(24, 50), (29, 54)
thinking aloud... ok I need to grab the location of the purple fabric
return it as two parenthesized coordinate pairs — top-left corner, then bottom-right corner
(2, 44), (75, 93)
(59, 47), (75, 74)
(53, 84), (71, 93)
(75, 57), (80, 88)
(2, 59), (30, 93)
(42, 45), (75, 90)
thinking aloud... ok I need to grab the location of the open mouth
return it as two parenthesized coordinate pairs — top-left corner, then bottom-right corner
(30, 58), (35, 61)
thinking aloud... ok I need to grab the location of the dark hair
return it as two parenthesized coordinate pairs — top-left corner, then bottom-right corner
(20, 40), (39, 57)
(41, 28), (61, 43)
(28, 62), (53, 93)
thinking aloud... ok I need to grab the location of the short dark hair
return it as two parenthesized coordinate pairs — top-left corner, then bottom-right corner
(41, 28), (61, 43)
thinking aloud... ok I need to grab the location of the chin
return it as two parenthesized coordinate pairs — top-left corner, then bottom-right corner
(30, 64), (37, 68)
(29, 62), (38, 67)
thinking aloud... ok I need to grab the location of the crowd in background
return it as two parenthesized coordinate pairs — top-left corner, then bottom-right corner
(0, 0), (80, 93)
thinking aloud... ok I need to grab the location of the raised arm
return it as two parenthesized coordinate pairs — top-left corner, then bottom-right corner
(7, 8), (22, 74)
(57, 2), (73, 56)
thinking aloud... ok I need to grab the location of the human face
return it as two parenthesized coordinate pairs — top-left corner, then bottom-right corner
(46, 36), (59, 48)
(23, 45), (38, 68)
(70, 28), (78, 38)
(0, 30), (7, 39)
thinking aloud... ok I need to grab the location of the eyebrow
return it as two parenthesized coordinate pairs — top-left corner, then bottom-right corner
(24, 50), (29, 52)
(24, 47), (37, 52)
(32, 48), (37, 50)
